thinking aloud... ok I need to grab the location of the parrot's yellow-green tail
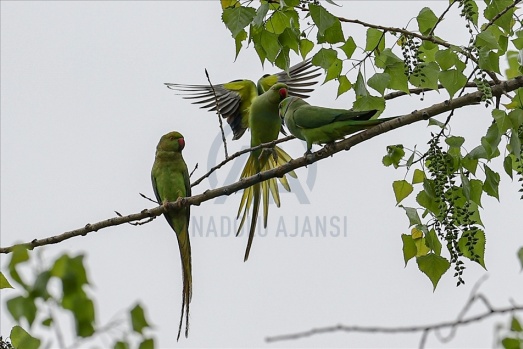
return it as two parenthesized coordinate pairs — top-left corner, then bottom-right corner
(175, 225), (192, 340)
(237, 146), (296, 261)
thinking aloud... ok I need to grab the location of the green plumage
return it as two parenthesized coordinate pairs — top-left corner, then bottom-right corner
(151, 131), (192, 340)
(164, 59), (321, 140)
(279, 96), (395, 153)
(237, 83), (296, 261)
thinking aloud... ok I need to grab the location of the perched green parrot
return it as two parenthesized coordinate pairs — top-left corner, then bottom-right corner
(164, 59), (321, 140)
(237, 82), (296, 261)
(279, 96), (395, 153)
(151, 131), (192, 340)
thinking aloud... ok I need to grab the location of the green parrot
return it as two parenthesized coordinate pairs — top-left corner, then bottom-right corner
(279, 96), (395, 153)
(164, 59), (320, 140)
(237, 82), (296, 261)
(151, 131), (192, 340)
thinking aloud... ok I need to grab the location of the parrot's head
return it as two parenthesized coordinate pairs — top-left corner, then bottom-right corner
(157, 131), (185, 153)
(268, 82), (288, 104)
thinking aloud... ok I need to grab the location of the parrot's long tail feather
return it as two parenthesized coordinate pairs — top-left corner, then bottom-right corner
(236, 145), (296, 261)
(175, 226), (192, 340)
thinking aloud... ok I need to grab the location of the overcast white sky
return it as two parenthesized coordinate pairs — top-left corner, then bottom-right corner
(1, 1), (522, 348)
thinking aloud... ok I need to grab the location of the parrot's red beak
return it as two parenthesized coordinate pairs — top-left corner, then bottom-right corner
(178, 137), (185, 150)
(279, 88), (287, 100)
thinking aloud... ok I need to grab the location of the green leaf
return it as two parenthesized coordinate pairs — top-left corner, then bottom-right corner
(384, 62), (409, 94)
(365, 28), (385, 52)
(10, 326), (41, 349)
(492, 109), (512, 133)
(439, 69), (467, 98)
(382, 144), (405, 168)
(0, 272), (13, 289)
(308, 4), (337, 36)
(139, 338), (155, 349)
(8, 246), (30, 289)
(461, 172), (471, 201)
(478, 47), (500, 73)
(354, 71), (368, 97)
(510, 131), (522, 161)
(401, 234), (417, 266)
(416, 253), (450, 290)
(483, 164), (500, 200)
(402, 206), (421, 227)
(393, 180), (413, 204)
(409, 62), (440, 90)
(352, 95), (385, 112)
(375, 48), (403, 68)
(312, 48), (337, 70)
(367, 73), (390, 95)
(475, 31), (501, 50)
(458, 229), (486, 269)
(131, 304), (150, 334)
(339, 36), (356, 59)
(469, 179), (483, 207)
(221, 6), (256, 38)
(445, 136), (465, 148)
(317, 20), (344, 44)
(517, 247), (523, 271)
(414, 237), (431, 257)
(435, 49), (459, 70)
(425, 229), (442, 255)
(114, 341), (130, 349)
(503, 154), (514, 179)
(416, 7), (438, 35)
(462, 154), (478, 174)
(260, 29), (281, 62)
(336, 75), (352, 97)
(266, 10), (297, 34)
(468, 145), (488, 160)
(7, 296), (37, 326)
(501, 337), (521, 349)
(299, 39), (314, 59)
(278, 28), (299, 55)
(275, 47), (290, 71)
(416, 190), (440, 216)
(481, 123), (501, 160)
(233, 29), (247, 60)
(324, 58), (342, 83)
(412, 169), (425, 184)
(508, 109), (523, 129)
(252, 3), (269, 27)
(510, 316), (523, 332)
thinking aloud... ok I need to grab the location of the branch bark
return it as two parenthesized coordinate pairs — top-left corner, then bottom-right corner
(1, 75), (522, 254)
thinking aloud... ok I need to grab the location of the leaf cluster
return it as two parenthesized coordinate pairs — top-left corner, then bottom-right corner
(1, 248), (155, 349)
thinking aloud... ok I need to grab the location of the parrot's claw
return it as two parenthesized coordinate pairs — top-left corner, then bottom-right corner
(324, 142), (336, 153)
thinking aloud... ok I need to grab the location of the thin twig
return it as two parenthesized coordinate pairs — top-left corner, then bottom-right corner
(383, 81), (492, 100)
(427, 1), (456, 37)
(189, 163), (198, 178)
(266, 279), (523, 344)
(1, 76), (521, 254)
(205, 68), (229, 158)
(139, 192), (159, 204)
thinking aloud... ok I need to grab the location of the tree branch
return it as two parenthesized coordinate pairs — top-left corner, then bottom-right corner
(265, 276), (523, 346)
(1, 76), (521, 254)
